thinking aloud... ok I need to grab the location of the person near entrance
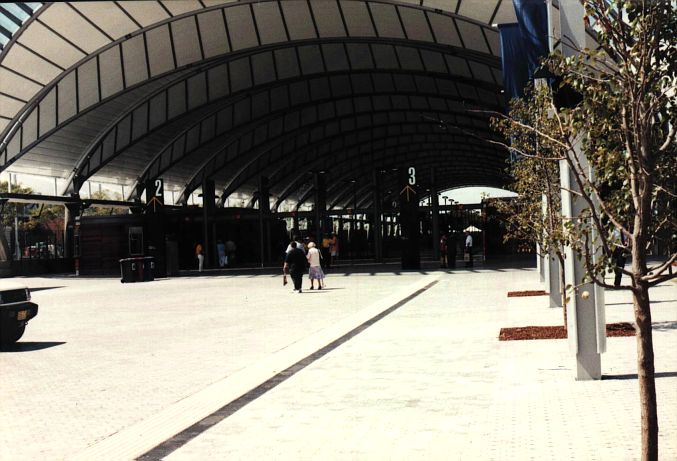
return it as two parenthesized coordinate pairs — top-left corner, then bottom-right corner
(306, 242), (325, 290)
(440, 234), (448, 268)
(447, 231), (457, 268)
(612, 228), (628, 288)
(225, 238), (236, 267)
(321, 234), (332, 270)
(285, 235), (305, 255)
(284, 241), (307, 293)
(216, 240), (227, 268)
(464, 231), (473, 268)
(195, 242), (204, 272)
(329, 233), (339, 265)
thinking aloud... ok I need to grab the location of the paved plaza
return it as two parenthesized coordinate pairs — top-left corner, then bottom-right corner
(1, 265), (675, 461)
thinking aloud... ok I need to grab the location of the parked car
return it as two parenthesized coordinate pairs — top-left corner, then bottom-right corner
(0, 281), (38, 345)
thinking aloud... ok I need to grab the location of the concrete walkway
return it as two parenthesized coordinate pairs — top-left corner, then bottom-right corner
(1, 266), (675, 460)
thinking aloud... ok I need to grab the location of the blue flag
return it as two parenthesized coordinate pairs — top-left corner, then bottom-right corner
(498, 23), (530, 100)
(513, 0), (551, 79)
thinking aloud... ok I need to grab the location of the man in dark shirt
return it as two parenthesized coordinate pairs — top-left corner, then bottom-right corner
(284, 241), (307, 293)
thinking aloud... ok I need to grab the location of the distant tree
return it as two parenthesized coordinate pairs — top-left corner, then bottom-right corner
(83, 190), (129, 216)
(0, 180), (33, 228)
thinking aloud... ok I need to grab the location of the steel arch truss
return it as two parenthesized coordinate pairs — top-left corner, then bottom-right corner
(1, 0), (506, 202)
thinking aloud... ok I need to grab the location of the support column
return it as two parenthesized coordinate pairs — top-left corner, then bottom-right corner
(542, 194), (561, 307)
(64, 201), (81, 275)
(372, 170), (383, 262)
(400, 166), (420, 270)
(546, 252), (562, 308)
(258, 176), (271, 265)
(313, 172), (325, 244)
(64, 201), (80, 259)
(63, 205), (71, 259)
(202, 179), (216, 269)
(538, 197), (546, 282)
(145, 179), (166, 276)
(430, 168), (440, 261)
(560, 0), (605, 381)
(292, 212), (299, 235)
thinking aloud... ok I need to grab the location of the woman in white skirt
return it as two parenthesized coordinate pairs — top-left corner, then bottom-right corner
(306, 242), (325, 290)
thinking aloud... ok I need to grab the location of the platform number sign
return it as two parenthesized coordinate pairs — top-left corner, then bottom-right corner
(400, 167), (417, 202)
(408, 167), (416, 185)
(146, 178), (164, 212)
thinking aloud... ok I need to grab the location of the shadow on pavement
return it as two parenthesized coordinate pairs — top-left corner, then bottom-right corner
(0, 341), (66, 352)
(29, 286), (66, 292)
(606, 300), (676, 307)
(652, 321), (677, 331)
(603, 371), (677, 380)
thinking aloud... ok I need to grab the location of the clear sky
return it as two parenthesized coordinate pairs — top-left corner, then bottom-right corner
(441, 186), (516, 204)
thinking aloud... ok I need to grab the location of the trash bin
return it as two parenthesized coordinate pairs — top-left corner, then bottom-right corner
(143, 256), (155, 281)
(120, 257), (157, 283)
(120, 258), (137, 283)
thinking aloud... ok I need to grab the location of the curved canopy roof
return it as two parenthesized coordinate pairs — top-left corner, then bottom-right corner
(0, 0), (521, 210)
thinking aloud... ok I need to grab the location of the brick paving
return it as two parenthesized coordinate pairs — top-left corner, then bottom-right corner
(0, 267), (675, 460)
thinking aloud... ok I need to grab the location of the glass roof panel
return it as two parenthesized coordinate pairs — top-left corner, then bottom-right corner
(0, 2), (42, 50)
(0, 15), (20, 34)
(2, 4), (30, 22)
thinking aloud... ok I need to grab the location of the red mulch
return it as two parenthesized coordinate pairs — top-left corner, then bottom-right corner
(507, 290), (548, 297)
(499, 322), (636, 341)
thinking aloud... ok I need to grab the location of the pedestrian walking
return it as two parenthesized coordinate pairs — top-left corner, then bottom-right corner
(440, 234), (448, 268)
(464, 231), (473, 268)
(612, 228), (628, 288)
(329, 233), (339, 265)
(284, 241), (307, 292)
(285, 234), (305, 255)
(217, 240), (227, 268)
(225, 238), (236, 267)
(306, 242), (325, 290)
(321, 234), (332, 270)
(195, 242), (204, 272)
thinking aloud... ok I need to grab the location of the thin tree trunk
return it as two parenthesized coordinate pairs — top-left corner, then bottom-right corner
(633, 280), (658, 460)
(632, 177), (658, 461)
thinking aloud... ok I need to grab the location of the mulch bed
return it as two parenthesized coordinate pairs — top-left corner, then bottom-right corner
(507, 290), (548, 297)
(499, 322), (636, 341)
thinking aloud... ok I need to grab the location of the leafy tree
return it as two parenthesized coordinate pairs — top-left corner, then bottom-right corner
(493, 2), (675, 459)
(0, 180), (34, 228)
(83, 190), (129, 216)
(491, 86), (570, 325)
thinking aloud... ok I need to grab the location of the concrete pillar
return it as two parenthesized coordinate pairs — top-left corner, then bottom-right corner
(400, 166), (420, 270)
(546, 252), (562, 308)
(559, 0), (606, 381)
(202, 179), (216, 269)
(372, 170), (383, 262)
(561, 158), (606, 380)
(258, 176), (271, 266)
(145, 179), (166, 276)
(63, 202), (80, 259)
(313, 172), (325, 244)
(537, 191), (546, 282)
(63, 205), (71, 259)
(430, 168), (440, 261)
